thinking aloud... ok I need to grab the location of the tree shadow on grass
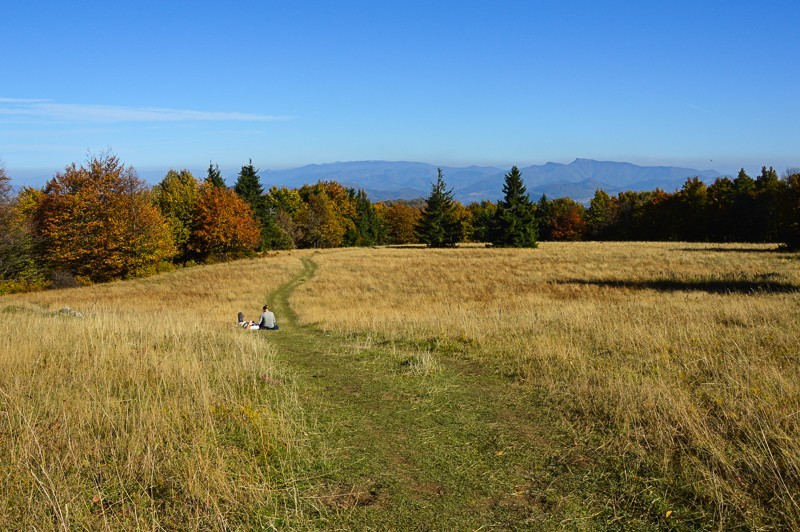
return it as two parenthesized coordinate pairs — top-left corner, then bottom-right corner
(557, 278), (800, 294)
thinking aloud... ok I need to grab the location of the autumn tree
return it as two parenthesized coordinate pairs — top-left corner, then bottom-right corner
(189, 184), (261, 259)
(417, 168), (462, 247)
(490, 166), (538, 247)
(586, 189), (617, 240)
(453, 201), (474, 243)
(378, 201), (422, 244)
(548, 197), (587, 241)
(151, 169), (200, 259)
(32, 154), (175, 282)
(265, 186), (303, 248)
(295, 181), (355, 248)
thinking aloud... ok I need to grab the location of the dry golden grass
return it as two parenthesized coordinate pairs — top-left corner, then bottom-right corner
(2, 243), (798, 528)
(292, 242), (800, 527)
(0, 252), (317, 529)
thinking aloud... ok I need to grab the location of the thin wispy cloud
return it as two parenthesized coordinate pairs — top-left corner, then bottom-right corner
(0, 97), (51, 103)
(0, 97), (290, 123)
(676, 100), (709, 113)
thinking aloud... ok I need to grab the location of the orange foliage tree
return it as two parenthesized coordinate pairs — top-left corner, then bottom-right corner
(33, 154), (175, 282)
(549, 197), (588, 241)
(189, 184), (261, 259)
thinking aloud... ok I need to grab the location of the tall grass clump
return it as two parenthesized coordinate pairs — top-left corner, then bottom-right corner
(292, 242), (800, 528)
(0, 252), (321, 529)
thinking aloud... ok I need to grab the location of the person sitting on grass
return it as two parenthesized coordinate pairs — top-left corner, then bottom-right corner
(258, 304), (279, 330)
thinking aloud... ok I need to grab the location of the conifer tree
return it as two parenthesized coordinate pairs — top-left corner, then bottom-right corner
(490, 166), (538, 247)
(536, 194), (553, 240)
(345, 188), (386, 246)
(205, 162), (225, 187)
(233, 159), (264, 215)
(233, 159), (288, 250)
(416, 168), (462, 247)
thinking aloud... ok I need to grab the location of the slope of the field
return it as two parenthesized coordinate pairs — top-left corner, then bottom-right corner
(1, 243), (798, 529)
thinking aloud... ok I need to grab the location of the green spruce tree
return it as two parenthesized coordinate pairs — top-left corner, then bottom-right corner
(233, 159), (264, 214)
(536, 194), (553, 241)
(490, 166), (538, 247)
(345, 188), (386, 246)
(416, 168), (463, 247)
(205, 162), (225, 187)
(233, 159), (288, 250)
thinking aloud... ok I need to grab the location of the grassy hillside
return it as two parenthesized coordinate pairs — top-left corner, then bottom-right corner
(1, 243), (798, 529)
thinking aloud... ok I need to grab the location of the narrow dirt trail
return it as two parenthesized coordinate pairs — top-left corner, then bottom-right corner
(264, 256), (648, 529)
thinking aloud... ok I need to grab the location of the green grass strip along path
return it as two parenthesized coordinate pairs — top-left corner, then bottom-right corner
(264, 257), (671, 530)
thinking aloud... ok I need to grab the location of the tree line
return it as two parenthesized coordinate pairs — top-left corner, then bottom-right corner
(0, 154), (798, 292)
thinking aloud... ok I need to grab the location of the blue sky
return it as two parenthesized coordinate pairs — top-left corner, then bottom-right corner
(1, 0), (798, 186)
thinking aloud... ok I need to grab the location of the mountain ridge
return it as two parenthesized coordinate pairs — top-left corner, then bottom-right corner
(260, 158), (724, 203)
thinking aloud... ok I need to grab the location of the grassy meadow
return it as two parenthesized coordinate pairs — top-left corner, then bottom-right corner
(1, 242), (798, 529)
(292, 242), (800, 528)
(0, 253), (323, 529)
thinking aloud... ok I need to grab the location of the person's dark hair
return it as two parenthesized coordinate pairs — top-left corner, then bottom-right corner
(263, 305), (268, 311)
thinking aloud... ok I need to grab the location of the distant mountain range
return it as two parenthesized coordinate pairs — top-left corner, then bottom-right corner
(260, 159), (724, 204)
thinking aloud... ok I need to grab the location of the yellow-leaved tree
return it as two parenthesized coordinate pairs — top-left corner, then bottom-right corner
(151, 169), (200, 260)
(295, 181), (356, 248)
